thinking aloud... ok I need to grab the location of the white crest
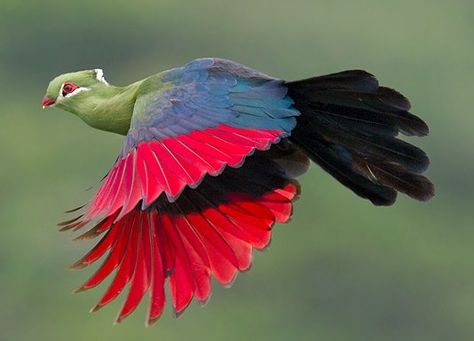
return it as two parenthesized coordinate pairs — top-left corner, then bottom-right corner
(94, 68), (109, 85)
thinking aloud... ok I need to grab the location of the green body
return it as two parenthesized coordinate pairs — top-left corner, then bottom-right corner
(44, 70), (165, 135)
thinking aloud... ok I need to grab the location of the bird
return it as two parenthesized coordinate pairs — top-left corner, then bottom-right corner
(42, 58), (434, 325)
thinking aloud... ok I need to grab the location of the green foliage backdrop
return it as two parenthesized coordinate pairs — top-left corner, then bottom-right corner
(0, 1), (473, 340)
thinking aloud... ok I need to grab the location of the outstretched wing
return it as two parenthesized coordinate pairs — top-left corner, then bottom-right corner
(63, 58), (303, 323)
(71, 149), (303, 324)
(86, 58), (299, 223)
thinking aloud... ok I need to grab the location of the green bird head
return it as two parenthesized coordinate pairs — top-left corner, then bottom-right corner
(42, 69), (138, 135)
(42, 69), (109, 109)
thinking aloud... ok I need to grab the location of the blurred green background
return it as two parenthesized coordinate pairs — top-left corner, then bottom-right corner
(0, 0), (473, 340)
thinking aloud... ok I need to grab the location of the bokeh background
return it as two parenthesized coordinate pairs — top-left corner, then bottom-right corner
(1, 1), (473, 340)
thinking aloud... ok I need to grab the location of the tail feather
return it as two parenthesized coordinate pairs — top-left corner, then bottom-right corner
(297, 135), (397, 205)
(290, 89), (428, 136)
(360, 160), (434, 201)
(287, 70), (434, 205)
(308, 116), (430, 173)
(292, 70), (379, 93)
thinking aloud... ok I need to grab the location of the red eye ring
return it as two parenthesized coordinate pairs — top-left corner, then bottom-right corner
(62, 82), (78, 96)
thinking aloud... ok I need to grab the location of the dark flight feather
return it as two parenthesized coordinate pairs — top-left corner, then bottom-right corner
(287, 70), (434, 205)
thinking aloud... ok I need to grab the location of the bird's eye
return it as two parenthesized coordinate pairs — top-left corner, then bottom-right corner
(62, 82), (78, 96)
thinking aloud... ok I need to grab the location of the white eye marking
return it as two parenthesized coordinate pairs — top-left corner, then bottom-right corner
(58, 84), (91, 99)
(95, 68), (109, 85)
(65, 87), (91, 98)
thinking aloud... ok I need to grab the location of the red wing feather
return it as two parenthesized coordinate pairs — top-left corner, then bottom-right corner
(79, 125), (283, 225)
(148, 211), (166, 324)
(70, 179), (298, 324)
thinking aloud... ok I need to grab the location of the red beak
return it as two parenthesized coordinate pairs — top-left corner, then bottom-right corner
(42, 96), (56, 109)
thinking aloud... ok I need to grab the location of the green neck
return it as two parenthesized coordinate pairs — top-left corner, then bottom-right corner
(60, 81), (142, 135)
